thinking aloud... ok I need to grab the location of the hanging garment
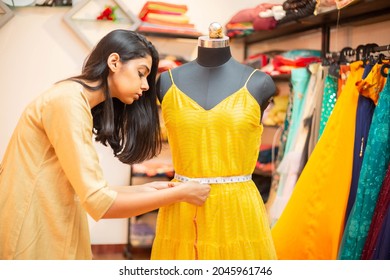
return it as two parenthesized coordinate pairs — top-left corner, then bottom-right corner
(344, 63), (376, 227)
(318, 68), (338, 139)
(307, 64), (327, 156)
(338, 71), (390, 260)
(271, 61), (364, 259)
(268, 67), (310, 225)
(361, 164), (390, 260)
(301, 63), (326, 170)
(265, 82), (293, 214)
(269, 63), (322, 226)
(337, 64), (351, 97)
(151, 70), (277, 260)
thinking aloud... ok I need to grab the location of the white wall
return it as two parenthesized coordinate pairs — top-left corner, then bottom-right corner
(0, 1), (388, 244)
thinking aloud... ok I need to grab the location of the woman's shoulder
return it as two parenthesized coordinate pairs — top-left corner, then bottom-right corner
(42, 81), (87, 105)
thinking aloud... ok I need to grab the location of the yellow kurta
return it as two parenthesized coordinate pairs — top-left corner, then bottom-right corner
(151, 70), (276, 260)
(0, 81), (116, 259)
(271, 61), (364, 259)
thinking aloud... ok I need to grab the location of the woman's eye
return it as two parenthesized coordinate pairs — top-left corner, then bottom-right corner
(138, 71), (145, 78)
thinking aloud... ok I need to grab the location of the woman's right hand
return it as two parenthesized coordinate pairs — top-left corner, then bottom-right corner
(177, 181), (211, 206)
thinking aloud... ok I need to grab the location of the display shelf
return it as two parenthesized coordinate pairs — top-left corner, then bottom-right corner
(63, 0), (141, 49)
(243, 0), (390, 58)
(137, 30), (201, 40)
(0, 1), (14, 28)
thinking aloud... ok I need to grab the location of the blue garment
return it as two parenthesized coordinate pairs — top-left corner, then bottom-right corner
(344, 64), (375, 226)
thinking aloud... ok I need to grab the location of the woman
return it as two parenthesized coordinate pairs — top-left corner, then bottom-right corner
(0, 30), (210, 260)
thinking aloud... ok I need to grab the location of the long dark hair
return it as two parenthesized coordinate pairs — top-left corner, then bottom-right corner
(67, 29), (161, 164)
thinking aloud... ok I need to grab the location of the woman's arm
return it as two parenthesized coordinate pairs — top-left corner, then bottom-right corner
(102, 181), (210, 218)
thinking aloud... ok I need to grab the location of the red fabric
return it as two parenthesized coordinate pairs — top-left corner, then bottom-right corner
(253, 16), (277, 31)
(361, 164), (390, 259)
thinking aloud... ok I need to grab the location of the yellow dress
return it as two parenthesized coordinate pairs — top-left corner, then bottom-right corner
(151, 70), (277, 260)
(271, 61), (364, 259)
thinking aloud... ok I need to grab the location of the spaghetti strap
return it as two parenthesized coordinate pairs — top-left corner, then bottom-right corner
(244, 69), (258, 87)
(168, 69), (175, 85)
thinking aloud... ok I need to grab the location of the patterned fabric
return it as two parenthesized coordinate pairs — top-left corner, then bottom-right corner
(339, 71), (390, 259)
(319, 73), (338, 138)
(151, 70), (277, 260)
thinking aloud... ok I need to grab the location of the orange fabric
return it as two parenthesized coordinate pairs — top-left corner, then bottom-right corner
(271, 61), (364, 259)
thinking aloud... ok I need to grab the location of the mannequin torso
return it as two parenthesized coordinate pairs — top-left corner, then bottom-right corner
(158, 46), (276, 118)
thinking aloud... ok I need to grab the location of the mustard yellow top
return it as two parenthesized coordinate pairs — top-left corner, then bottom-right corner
(162, 71), (263, 178)
(0, 81), (117, 259)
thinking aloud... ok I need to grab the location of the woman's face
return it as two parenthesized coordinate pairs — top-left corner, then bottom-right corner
(109, 55), (153, 104)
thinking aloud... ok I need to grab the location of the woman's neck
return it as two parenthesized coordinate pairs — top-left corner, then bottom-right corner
(196, 46), (232, 67)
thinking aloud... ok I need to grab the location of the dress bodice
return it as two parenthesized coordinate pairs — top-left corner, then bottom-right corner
(161, 70), (263, 178)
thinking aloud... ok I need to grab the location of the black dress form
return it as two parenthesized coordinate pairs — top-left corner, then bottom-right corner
(158, 30), (276, 119)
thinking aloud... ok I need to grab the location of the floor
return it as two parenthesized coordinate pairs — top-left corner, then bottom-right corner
(92, 244), (152, 260)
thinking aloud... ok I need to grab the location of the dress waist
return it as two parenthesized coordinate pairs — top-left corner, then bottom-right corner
(174, 173), (252, 184)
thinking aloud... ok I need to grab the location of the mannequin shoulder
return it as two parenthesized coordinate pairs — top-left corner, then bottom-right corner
(247, 70), (276, 96)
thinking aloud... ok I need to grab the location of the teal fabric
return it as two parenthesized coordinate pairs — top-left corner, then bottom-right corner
(283, 67), (311, 154)
(319, 74), (338, 139)
(339, 72), (390, 259)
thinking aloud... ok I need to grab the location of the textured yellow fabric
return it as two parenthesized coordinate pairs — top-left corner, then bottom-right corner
(271, 61), (364, 259)
(0, 81), (117, 259)
(151, 70), (277, 260)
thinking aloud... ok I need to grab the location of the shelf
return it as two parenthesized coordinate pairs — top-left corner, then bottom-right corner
(0, 1), (14, 28)
(243, 0), (390, 58)
(63, 0), (141, 49)
(138, 30), (201, 40)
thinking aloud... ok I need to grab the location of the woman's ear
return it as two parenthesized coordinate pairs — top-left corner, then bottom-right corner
(107, 53), (120, 72)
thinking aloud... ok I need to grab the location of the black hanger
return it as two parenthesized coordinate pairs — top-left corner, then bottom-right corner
(380, 64), (390, 77)
(363, 43), (379, 65)
(355, 45), (366, 61)
(339, 47), (354, 64)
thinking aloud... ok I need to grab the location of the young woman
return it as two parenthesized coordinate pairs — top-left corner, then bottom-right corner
(0, 29), (210, 260)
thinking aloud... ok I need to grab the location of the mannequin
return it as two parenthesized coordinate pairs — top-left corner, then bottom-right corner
(151, 23), (277, 260)
(158, 22), (276, 117)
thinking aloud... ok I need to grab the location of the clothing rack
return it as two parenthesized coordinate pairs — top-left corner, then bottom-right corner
(324, 43), (390, 65)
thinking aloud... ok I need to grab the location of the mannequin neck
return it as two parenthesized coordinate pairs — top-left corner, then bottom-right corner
(196, 46), (232, 67)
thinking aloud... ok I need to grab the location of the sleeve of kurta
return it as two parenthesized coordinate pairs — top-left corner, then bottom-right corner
(41, 85), (117, 221)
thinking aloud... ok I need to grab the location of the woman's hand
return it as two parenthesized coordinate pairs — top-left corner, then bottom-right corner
(176, 181), (211, 206)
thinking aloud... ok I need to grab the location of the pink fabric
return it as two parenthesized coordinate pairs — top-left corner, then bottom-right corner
(228, 3), (279, 24)
(253, 16), (277, 31)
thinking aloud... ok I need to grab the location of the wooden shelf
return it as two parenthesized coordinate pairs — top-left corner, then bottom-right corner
(138, 30), (201, 40)
(243, 0), (390, 57)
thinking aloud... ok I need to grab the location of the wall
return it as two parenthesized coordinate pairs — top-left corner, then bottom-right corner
(0, 1), (389, 245)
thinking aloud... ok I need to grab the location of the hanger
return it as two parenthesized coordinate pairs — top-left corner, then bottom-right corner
(355, 45), (366, 61)
(363, 43), (379, 65)
(380, 64), (390, 77)
(339, 47), (354, 64)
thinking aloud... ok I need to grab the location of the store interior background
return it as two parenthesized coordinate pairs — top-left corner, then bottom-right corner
(0, 0), (389, 249)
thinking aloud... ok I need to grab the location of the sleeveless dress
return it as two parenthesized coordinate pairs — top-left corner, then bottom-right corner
(150, 69), (277, 260)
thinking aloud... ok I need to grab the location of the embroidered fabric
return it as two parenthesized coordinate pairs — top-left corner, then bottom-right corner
(339, 72), (390, 259)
